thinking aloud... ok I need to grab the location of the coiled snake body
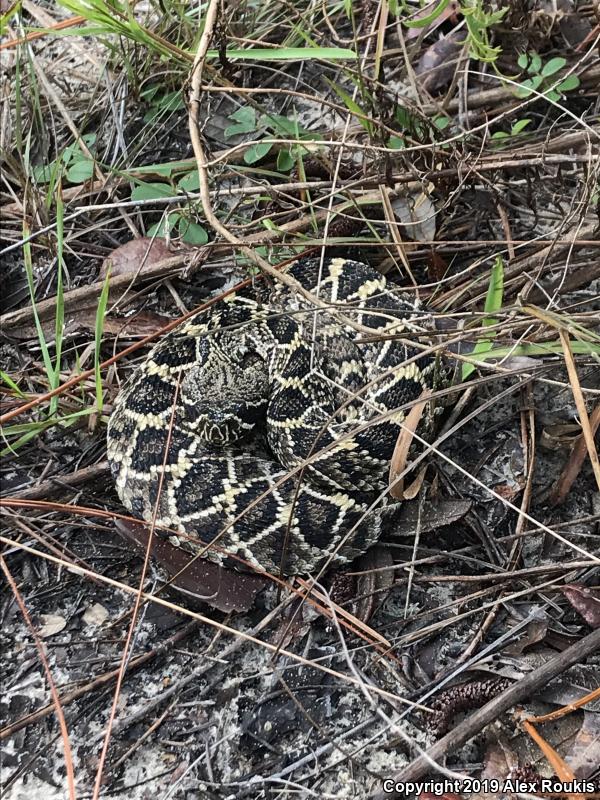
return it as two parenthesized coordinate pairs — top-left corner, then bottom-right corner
(107, 258), (433, 575)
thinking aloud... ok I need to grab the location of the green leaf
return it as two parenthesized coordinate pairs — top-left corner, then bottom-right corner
(402, 0), (449, 28)
(0, 1), (20, 37)
(243, 141), (273, 164)
(147, 214), (179, 238)
(177, 217), (208, 245)
(277, 149), (294, 172)
(131, 182), (174, 201)
(32, 162), (57, 184)
(529, 53), (542, 74)
(491, 131), (509, 140)
(259, 113), (311, 139)
(0, 370), (25, 397)
(556, 74), (580, 93)
(325, 79), (372, 133)
(433, 115), (450, 130)
(224, 106), (257, 139)
(483, 257), (504, 317)
(517, 53), (529, 70)
(177, 170), (201, 191)
(205, 47), (357, 61)
(541, 56), (566, 77)
(387, 135), (405, 150)
(515, 75), (543, 98)
(66, 158), (95, 183)
(511, 118), (531, 135)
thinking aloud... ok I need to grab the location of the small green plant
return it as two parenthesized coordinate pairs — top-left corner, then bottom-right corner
(491, 117), (532, 143)
(129, 181), (208, 245)
(462, 256), (504, 380)
(460, 0), (507, 63)
(141, 85), (185, 125)
(392, 0), (507, 63)
(515, 53), (580, 101)
(33, 134), (97, 185)
(223, 106), (317, 169)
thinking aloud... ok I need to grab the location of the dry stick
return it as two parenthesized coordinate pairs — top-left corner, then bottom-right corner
(0, 620), (199, 741)
(550, 403), (600, 506)
(370, 626), (600, 799)
(559, 330), (600, 492)
(0, 556), (77, 800)
(1, 253), (188, 329)
(11, 461), (110, 501)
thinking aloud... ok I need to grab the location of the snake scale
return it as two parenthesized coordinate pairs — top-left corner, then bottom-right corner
(107, 257), (435, 575)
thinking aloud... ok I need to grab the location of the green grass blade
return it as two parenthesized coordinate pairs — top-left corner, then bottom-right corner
(95, 269), (111, 412)
(462, 256), (504, 380)
(0, 371), (25, 398)
(206, 47), (356, 60)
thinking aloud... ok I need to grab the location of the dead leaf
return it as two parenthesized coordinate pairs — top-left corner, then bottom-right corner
(492, 480), (525, 501)
(100, 237), (174, 279)
(561, 584), (600, 629)
(393, 497), (471, 537)
(83, 602), (109, 626)
(391, 192), (437, 243)
(11, 309), (170, 343)
(504, 616), (549, 655)
(566, 711), (600, 778)
(38, 613), (66, 638)
(426, 249), (449, 283)
(115, 519), (268, 613)
(389, 389), (432, 499)
(549, 404), (600, 506)
(70, 310), (171, 337)
(415, 31), (466, 92)
(402, 464), (428, 501)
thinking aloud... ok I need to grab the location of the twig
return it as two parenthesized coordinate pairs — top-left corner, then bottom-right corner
(10, 461), (110, 501)
(559, 331), (600, 491)
(370, 626), (600, 798)
(549, 403), (600, 505)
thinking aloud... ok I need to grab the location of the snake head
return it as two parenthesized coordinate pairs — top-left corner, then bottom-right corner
(180, 332), (269, 444)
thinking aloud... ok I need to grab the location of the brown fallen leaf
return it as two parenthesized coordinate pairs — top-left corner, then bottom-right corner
(100, 237), (174, 279)
(38, 613), (67, 638)
(393, 497), (471, 537)
(560, 584), (600, 629)
(389, 389), (432, 500)
(415, 30), (466, 93)
(115, 519), (269, 613)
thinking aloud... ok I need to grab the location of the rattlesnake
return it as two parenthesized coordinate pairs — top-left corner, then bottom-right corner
(107, 257), (435, 575)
